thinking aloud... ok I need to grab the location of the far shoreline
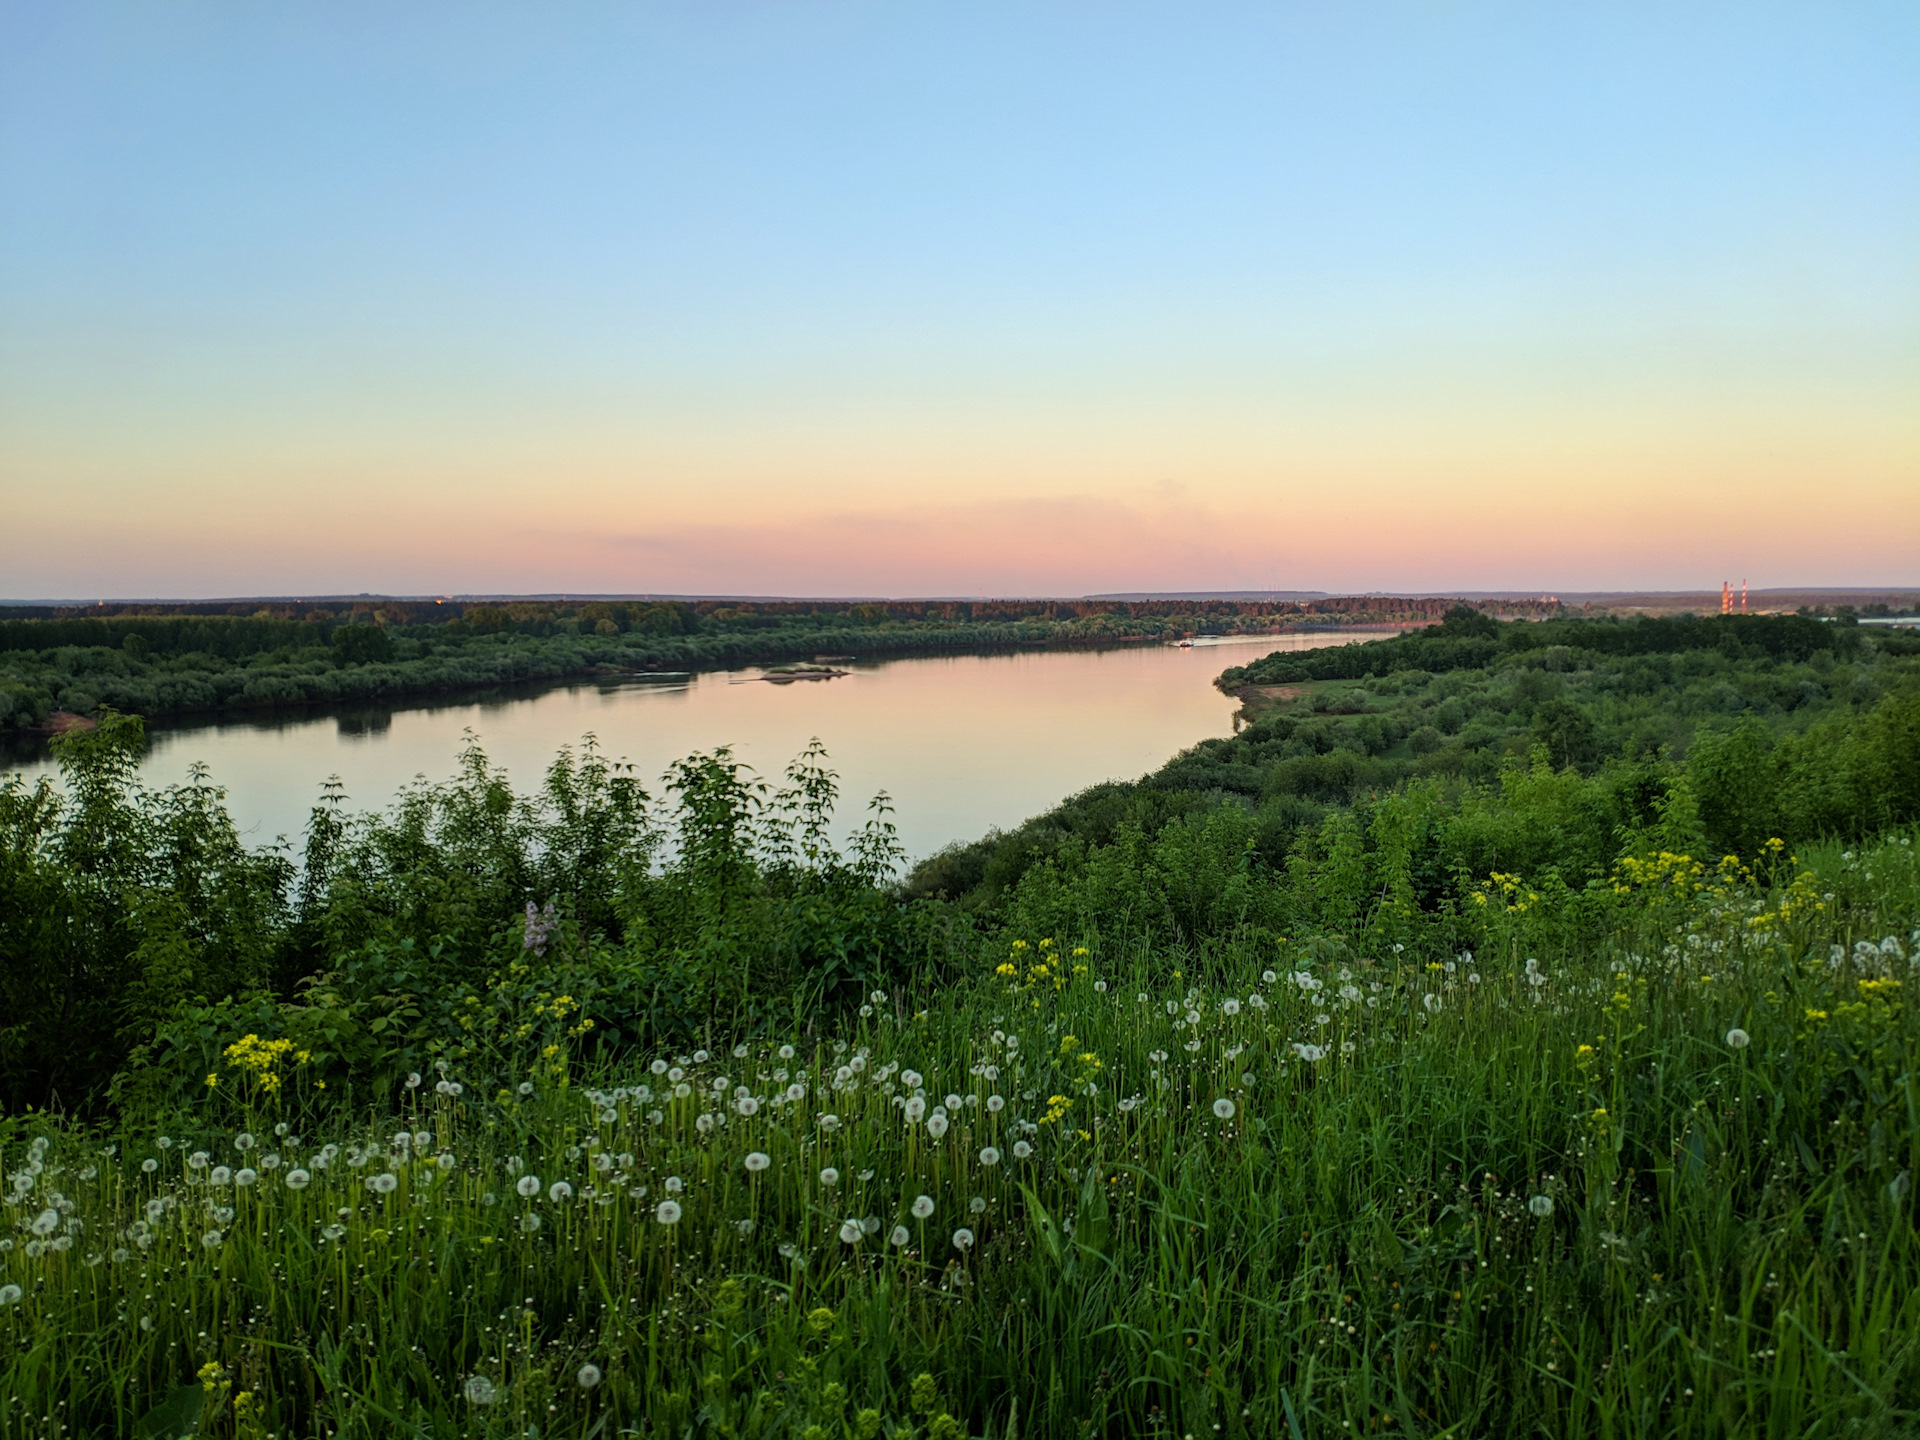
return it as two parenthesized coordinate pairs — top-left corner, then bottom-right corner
(0, 624), (1413, 768)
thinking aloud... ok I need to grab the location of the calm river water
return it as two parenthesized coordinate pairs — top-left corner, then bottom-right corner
(5, 631), (1383, 862)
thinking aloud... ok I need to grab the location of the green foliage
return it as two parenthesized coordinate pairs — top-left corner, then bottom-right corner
(3, 829), (1918, 1437)
(1221, 610), (1865, 689)
(0, 714), (290, 1113)
(0, 726), (942, 1117)
(328, 624), (393, 667)
(2, 620), (1920, 1433)
(914, 618), (1919, 934)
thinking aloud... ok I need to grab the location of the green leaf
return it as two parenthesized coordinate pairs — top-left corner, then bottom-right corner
(1019, 1183), (1063, 1265)
(134, 1385), (204, 1439)
(1075, 1168), (1112, 1257)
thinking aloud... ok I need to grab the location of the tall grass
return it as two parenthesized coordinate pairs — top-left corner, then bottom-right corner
(3, 831), (1918, 1437)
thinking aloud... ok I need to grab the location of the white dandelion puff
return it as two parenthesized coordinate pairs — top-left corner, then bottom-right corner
(655, 1200), (683, 1225)
(1213, 1098), (1235, 1120)
(744, 1152), (771, 1173)
(952, 1228), (975, 1251)
(912, 1195), (935, 1219)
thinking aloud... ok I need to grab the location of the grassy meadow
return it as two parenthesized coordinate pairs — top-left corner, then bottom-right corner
(3, 611), (1919, 1438)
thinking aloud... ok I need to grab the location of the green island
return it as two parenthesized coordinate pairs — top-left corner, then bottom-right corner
(3, 608), (1919, 1437)
(0, 595), (1469, 735)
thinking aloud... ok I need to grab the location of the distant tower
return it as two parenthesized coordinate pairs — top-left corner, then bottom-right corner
(1722, 581), (1730, 615)
(1741, 579), (1748, 614)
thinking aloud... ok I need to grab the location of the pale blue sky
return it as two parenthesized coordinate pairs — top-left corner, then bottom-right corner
(2, 2), (1916, 596)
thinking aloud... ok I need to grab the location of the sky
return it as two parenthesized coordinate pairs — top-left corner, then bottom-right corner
(1, 2), (1916, 599)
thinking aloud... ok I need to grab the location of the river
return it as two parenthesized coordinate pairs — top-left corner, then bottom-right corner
(3, 631), (1383, 861)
